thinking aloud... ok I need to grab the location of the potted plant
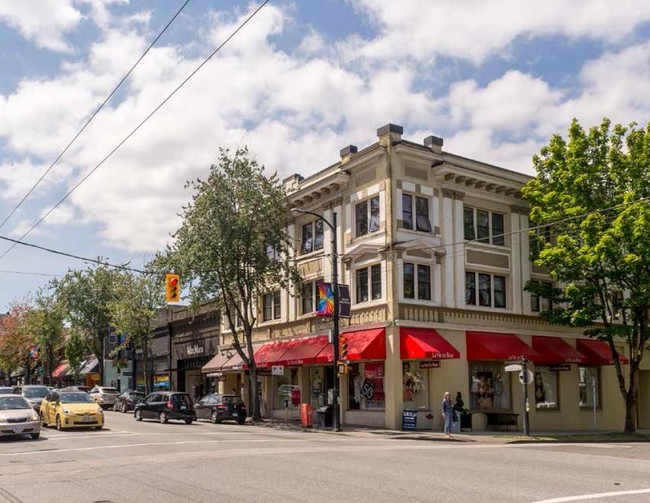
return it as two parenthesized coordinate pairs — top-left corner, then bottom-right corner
(453, 392), (472, 430)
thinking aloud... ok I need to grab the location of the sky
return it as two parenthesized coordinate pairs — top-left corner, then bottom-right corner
(1, 0), (650, 311)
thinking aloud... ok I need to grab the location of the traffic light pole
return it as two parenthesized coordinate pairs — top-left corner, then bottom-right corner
(522, 358), (530, 436)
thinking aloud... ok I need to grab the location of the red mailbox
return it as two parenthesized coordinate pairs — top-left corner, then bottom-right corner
(291, 387), (301, 406)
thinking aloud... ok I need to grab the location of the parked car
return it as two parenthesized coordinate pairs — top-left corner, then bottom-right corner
(88, 386), (119, 410)
(0, 387), (15, 394)
(40, 391), (104, 431)
(14, 385), (50, 413)
(195, 393), (246, 425)
(0, 394), (41, 440)
(113, 390), (145, 413)
(134, 391), (195, 424)
(61, 386), (91, 393)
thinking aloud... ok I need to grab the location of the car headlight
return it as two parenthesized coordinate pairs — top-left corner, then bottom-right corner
(97, 408), (103, 414)
(63, 409), (72, 414)
(31, 412), (39, 421)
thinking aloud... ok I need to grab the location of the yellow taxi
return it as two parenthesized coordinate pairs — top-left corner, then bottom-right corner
(40, 390), (104, 430)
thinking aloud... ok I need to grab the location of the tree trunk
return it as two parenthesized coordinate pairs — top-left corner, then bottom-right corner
(143, 338), (150, 395)
(624, 393), (636, 433)
(250, 365), (262, 421)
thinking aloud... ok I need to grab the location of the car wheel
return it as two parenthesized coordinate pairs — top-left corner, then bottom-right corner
(31, 432), (40, 440)
(238, 419), (245, 425)
(159, 411), (168, 424)
(95, 425), (103, 430)
(135, 409), (143, 421)
(184, 419), (193, 425)
(56, 415), (62, 431)
(40, 413), (48, 428)
(113, 403), (118, 412)
(211, 411), (218, 424)
(122, 403), (127, 414)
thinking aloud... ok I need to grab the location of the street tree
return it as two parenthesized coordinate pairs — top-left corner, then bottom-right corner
(163, 147), (300, 421)
(55, 262), (120, 384)
(0, 300), (37, 384)
(65, 328), (86, 382)
(522, 118), (650, 432)
(108, 270), (166, 394)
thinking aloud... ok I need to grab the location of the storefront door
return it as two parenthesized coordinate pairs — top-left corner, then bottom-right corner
(639, 370), (650, 429)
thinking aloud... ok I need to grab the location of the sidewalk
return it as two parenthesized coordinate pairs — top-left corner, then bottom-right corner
(249, 418), (650, 444)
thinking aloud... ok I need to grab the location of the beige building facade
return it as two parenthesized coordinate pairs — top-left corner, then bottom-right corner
(203, 123), (635, 432)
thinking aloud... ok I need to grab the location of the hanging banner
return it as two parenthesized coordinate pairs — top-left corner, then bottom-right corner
(29, 345), (39, 361)
(317, 282), (335, 317)
(337, 284), (351, 319)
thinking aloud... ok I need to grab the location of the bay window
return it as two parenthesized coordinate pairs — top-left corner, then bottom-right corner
(355, 195), (380, 236)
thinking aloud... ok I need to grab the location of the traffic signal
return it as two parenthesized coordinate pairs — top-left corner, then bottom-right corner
(339, 335), (348, 361)
(165, 273), (180, 303)
(337, 362), (348, 375)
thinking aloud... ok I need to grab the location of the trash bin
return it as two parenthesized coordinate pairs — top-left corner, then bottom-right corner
(316, 406), (333, 428)
(300, 403), (313, 428)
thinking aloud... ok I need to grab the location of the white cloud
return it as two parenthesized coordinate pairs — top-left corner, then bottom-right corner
(348, 0), (650, 64)
(40, 204), (75, 226)
(0, 0), (82, 52)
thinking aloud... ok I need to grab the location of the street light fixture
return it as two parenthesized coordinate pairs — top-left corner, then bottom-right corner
(291, 206), (341, 432)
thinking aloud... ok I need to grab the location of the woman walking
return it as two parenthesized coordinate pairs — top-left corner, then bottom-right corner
(441, 391), (453, 437)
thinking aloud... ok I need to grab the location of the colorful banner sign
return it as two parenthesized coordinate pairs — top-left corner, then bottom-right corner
(29, 345), (38, 361)
(317, 282), (334, 317)
(153, 374), (170, 389)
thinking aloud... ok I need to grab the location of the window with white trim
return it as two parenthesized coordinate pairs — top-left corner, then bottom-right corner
(530, 281), (553, 313)
(355, 264), (382, 303)
(402, 194), (432, 232)
(464, 207), (505, 245)
(579, 366), (600, 409)
(466, 272), (506, 308)
(300, 280), (321, 315)
(262, 291), (281, 321)
(403, 263), (431, 301)
(355, 195), (380, 237)
(300, 220), (324, 255)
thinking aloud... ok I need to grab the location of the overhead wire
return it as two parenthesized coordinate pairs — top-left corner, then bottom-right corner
(0, 0), (192, 233)
(0, 0), (270, 262)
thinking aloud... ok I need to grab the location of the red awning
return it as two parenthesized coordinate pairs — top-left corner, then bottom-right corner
(254, 340), (294, 368)
(51, 362), (69, 379)
(531, 336), (587, 365)
(576, 339), (629, 365)
(400, 327), (460, 360)
(466, 331), (540, 361)
(316, 328), (386, 362)
(275, 336), (330, 366)
(220, 345), (260, 372)
(202, 353), (231, 373)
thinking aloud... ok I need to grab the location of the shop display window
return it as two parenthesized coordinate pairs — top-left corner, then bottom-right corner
(402, 361), (429, 410)
(534, 367), (559, 410)
(579, 366), (600, 409)
(310, 367), (325, 408)
(469, 363), (510, 410)
(348, 362), (385, 410)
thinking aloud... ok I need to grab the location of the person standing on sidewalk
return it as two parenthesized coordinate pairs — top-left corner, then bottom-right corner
(441, 391), (453, 437)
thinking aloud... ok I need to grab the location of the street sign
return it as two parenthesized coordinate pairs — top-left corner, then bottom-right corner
(505, 364), (522, 372)
(519, 369), (534, 385)
(272, 365), (284, 376)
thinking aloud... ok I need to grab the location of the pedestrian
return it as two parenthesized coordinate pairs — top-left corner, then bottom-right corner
(441, 391), (453, 437)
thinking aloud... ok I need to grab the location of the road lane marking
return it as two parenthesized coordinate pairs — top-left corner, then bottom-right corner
(531, 488), (650, 502)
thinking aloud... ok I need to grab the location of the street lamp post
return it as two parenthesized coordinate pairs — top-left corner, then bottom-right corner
(292, 208), (341, 431)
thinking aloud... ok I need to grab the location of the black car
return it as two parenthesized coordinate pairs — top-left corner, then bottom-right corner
(195, 393), (246, 425)
(113, 390), (145, 413)
(134, 391), (195, 424)
(14, 385), (50, 413)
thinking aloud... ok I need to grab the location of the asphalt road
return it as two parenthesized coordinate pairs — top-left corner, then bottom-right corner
(1, 411), (649, 503)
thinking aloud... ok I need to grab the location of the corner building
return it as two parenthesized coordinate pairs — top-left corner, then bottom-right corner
(205, 123), (634, 432)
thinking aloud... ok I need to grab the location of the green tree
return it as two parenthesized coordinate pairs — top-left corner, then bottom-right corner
(55, 262), (120, 384)
(0, 300), (37, 383)
(65, 328), (86, 383)
(163, 147), (300, 421)
(522, 118), (650, 432)
(26, 284), (65, 384)
(108, 270), (166, 394)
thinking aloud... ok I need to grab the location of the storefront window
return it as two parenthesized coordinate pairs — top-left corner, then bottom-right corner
(534, 367), (559, 410)
(579, 366), (600, 408)
(348, 362), (385, 410)
(310, 367), (325, 408)
(469, 363), (510, 410)
(402, 361), (429, 410)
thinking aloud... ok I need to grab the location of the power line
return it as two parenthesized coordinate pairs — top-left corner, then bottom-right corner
(0, 0), (269, 263)
(0, 269), (61, 278)
(0, 0), (192, 233)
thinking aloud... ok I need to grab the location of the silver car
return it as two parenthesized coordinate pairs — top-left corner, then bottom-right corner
(88, 386), (119, 409)
(0, 394), (41, 440)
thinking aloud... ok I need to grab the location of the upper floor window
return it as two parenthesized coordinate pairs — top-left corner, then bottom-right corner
(265, 244), (281, 261)
(530, 224), (551, 259)
(301, 220), (324, 255)
(356, 196), (380, 237)
(300, 280), (321, 315)
(402, 194), (432, 232)
(466, 272), (506, 308)
(530, 281), (553, 313)
(356, 264), (382, 303)
(464, 207), (505, 246)
(403, 263), (431, 301)
(262, 291), (281, 321)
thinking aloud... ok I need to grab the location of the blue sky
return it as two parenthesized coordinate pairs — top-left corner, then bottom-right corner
(1, 0), (650, 311)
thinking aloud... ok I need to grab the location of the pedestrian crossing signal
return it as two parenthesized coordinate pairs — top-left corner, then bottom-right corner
(337, 362), (348, 375)
(165, 274), (180, 303)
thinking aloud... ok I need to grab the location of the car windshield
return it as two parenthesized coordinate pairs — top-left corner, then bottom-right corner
(101, 388), (118, 394)
(223, 396), (244, 405)
(131, 392), (145, 398)
(23, 387), (49, 398)
(60, 393), (95, 404)
(0, 396), (31, 410)
(0, 387), (14, 394)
